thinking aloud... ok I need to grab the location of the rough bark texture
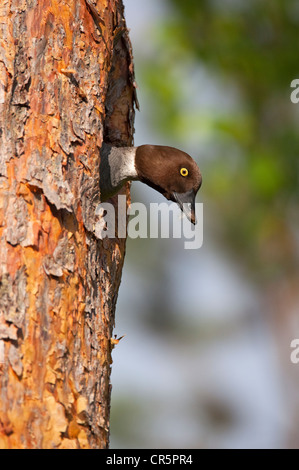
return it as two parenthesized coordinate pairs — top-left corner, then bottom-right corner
(0, 0), (136, 448)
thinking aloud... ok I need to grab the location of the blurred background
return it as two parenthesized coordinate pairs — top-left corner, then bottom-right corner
(110, 0), (299, 448)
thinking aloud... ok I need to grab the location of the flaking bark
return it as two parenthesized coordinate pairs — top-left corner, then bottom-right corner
(0, 0), (136, 449)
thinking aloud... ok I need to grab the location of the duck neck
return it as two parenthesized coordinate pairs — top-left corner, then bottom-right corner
(100, 144), (138, 201)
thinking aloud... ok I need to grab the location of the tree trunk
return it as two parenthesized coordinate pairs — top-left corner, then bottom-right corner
(0, 0), (136, 449)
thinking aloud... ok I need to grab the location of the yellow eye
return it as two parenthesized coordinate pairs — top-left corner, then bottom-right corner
(180, 168), (188, 177)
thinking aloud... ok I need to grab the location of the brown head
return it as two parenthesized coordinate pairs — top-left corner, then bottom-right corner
(135, 145), (202, 224)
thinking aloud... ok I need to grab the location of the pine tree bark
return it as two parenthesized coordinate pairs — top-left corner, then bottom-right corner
(0, 0), (136, 449)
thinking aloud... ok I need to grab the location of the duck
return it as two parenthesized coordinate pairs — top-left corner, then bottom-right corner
(99, 143), (202, 225)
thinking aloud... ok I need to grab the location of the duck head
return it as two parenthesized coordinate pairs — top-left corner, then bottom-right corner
(135, 145), (202, 224)
(99, 143), (202, 224)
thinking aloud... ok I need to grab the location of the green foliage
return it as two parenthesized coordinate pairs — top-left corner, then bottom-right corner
(139, 0), (299, 280)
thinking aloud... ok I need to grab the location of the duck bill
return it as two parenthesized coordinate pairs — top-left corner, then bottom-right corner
(173, 189), (196, 225)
